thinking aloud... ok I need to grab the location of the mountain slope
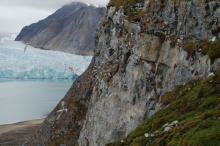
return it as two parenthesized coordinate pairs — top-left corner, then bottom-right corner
(15, 2), (86, 42)
(15, 2), (105, 56)
(25, 0), (220, 145)
(107, 68), (220, 146)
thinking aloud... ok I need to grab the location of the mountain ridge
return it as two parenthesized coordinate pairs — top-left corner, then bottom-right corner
(15, 2), (105, 56)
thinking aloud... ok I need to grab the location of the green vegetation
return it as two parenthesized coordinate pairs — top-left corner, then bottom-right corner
(183, 38), (220, 63)
(107, 0), (143, 21)
(106, 68), (220, 146)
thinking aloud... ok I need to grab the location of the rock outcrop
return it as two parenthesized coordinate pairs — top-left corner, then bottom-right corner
(15, 2), (105, 56)
(26, 60), (95, 145)
(26, 0), (220, 145)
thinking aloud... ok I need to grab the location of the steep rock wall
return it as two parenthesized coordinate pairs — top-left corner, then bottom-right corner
(77, 4), (220, 145)
(27, 0), (220, 145)
(26, 61), (95, 145)
(141, 0), (220, 41)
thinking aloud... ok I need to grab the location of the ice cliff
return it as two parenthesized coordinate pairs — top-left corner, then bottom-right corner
(0, 40), (92, 79)
(26, 0), (220, 145)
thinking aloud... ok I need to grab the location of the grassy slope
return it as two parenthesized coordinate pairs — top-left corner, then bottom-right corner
(107, 0), (143, 21)
(183, 38), (220, 63)
(106, 69), (220, 146)
(106, 0), (220, 145)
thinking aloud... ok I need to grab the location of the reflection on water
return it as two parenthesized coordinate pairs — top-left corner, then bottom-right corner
(0, 79), (74, 125)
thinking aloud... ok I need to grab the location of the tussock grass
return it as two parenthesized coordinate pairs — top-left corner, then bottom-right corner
(107, 0), (143, 22)
(183, 38), (220, 63)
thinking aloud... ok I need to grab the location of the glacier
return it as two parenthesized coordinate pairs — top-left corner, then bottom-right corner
(0, 36), (92, 79)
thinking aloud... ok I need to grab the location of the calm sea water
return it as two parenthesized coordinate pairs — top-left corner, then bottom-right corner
(0, 79), (73, 125)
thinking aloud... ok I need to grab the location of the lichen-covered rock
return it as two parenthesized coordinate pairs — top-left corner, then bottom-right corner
(142, 0), (220, 41)
(77, 4), (219, 145)
(26, 0), (220, 145)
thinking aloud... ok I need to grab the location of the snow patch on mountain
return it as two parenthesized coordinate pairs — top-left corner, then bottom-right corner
(91, 4), (99, 8)
(85, 2), (99, 8)
(85, 3), (90, 6)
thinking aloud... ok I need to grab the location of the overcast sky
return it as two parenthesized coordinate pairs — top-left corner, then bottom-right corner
(0, 0), (109, 33)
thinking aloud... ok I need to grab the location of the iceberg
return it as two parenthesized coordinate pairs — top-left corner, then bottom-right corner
(0, 39), (92, 79)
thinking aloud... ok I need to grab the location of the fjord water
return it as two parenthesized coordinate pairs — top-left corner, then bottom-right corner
(0, 79), (73, 125)
(0, 35), (92, 125)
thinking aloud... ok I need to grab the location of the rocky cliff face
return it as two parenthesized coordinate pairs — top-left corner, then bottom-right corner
(15, 2), (105, 56)
(26, 0), (220, 145)
(142, 0), (220, 41)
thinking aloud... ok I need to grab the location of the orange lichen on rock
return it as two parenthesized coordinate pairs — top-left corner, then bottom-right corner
(193, 17), (197, 22)
(147, 0), (156, 10)
(143, 19), (148, 24)
(161, 35), (165, 41)
(169, 75), (174, 82)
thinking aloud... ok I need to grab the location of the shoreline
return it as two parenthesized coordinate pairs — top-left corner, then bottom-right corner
(0, 119), (44, 145)
(0, 118), (44, 135)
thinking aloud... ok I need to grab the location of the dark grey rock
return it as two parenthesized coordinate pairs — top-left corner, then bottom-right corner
(15, 2), (105, 56)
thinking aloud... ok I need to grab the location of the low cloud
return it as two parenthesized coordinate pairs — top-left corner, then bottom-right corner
(1, 0), (109, 9)
(0, 0), (109, 33)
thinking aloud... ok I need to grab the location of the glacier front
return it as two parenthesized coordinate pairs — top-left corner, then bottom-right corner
(0, 37), (92, 79)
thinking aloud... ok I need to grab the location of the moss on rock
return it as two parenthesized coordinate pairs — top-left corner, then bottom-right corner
(107, 68), (220, 146)
(183, 38), (220, 63)
(107, 0), (143, 22)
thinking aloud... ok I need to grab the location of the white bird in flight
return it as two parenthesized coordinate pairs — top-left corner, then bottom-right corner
(56, 101), (68, 120)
